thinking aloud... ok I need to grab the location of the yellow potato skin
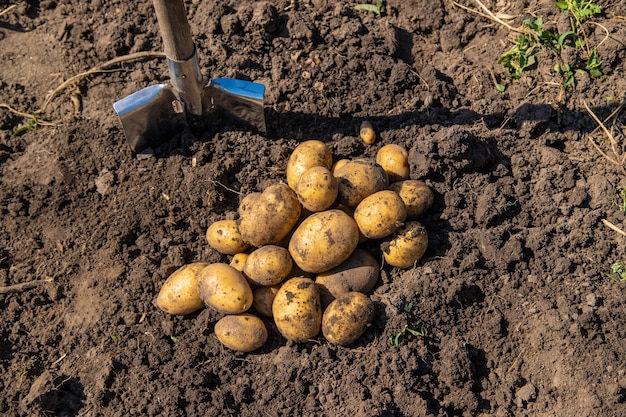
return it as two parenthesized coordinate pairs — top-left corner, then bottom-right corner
(381, 221), (429, 269)
(229, 253), (249, 272)
(272, 277), (322, 341)
(354, 190), (407, 239)
(295, 166), (339, 212)
(388, 180), (434, 219)
(214, 313), (268, 352)
(243, 245), (293, 286)
(286, 140), (333, 190)
(359, 121), (376, 145)
(322, 292), (375, 346)
(375, 144), (410, 183)
(238, 184), (302, 247)
(156, 262), (208, 315)
(196, 263), (253, 314)
(315, 249), (379, 307)
(288, 209), (360, 273)
(252, 285), (280, 317)
(334, 159), (389, 207)
(206, 219), (249, 255)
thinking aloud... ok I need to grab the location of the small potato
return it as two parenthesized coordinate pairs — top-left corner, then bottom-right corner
(214, 313), (268, 352)
(359, 121), (376, 145)
(334, 159), (389, 207)
(289, 209), (360, 273)
(315, 249), (379, 307)
(206, 219), (249, 255)
(331, 159), (349, 174)
(238, 184), (302, 247)
(322, 292), (375, 346)
(375, 144), (409, 183)
(156, 262), (208, 315)
(388, 180), (434, 219)
(354, 190), (407, 239)
(286, 140), (333, 190)
(197, 263), (253, 314)
(272, 277), (322, 341)
(243, 245), (293, 286)
(252, 285), (280, 317)
(295, 166), (339, 212)
(381, 221), (428, 269)
(229, 253), (249, 272)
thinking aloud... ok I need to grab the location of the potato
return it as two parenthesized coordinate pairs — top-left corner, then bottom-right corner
(238, 184), (302, 247)
(375, 144), (409, 183)
(295, 166), (339, 212)
(388, 180), (434, 219)
(156, 262), (208, 315)
(206, 219), (249, 255)
(272, 277), (322, 341)
(289, 209), (360, 273)
(322, 292), (375, 346)
(286, 140), (333, 190)
(315, 249), (379, 307)
(229, 253), (249, 272)
(381, 221), (428, 269)
(197, 263), (253, 314)
(334, 159), (389, 207)
(214, 313), (268, 352)
(243, 245), (293, 286)
(331, 159), (349, 174)
(252, 285), (280, 317)
(359, 121), (376, 145)
(238, 192), (262, 217)
(353, 190), (407, 239)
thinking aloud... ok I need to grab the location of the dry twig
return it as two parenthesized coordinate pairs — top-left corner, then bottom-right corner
(584, 100), (626, 177)
(0, 278), (52, 294)
(0, 4), (17, 17)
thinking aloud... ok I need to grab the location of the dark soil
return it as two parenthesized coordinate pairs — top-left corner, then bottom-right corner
(2, 0), (626, 416)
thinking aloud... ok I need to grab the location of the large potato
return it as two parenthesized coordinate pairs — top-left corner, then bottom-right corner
(156, 262), (208, 315)
(243, 245), (293, 286)
(272, 277), (322, 341)
(315, 249), (379, 307)
(206, 219), (249, 255)
(286, 140), (333, 190)
(288, 209), (359, 273)
(322, 292), (375, 346)
(295, 166), (339, 212)
(388, 180), (434, 219)
(214, 313), (268, 352)
(252, 285), (280, 317)
(381, 221), (429, 269)
(375, 144), (410, 183)
(197, 263), (253, 314)
(238, 184), (302, 247)
(334, 159), (389, 207)
(353, 190), (407, 239)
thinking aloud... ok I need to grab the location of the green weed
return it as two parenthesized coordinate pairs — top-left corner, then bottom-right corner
(617, 186), (626, 212)
(607, 262), (626, 282)
(12, 111), (48, 136)
(354, 0), (385, 16)
(389, 323), (426, 347)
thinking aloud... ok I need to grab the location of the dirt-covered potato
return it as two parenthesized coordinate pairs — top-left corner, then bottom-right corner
(214, 313), (268, 352)
(375, 144), (409, 183)
(238, 184), (302, 247)
(197, 263), (253, 314)
(252, 285), (280, 317)
(322, 292), (375, 346)
(359, 121), (376, 145)
(388, 180), (434, 219)
(295, 166), (339, 212)
(229, 253), (248, 272)
(334, 159), (389, 207)
(381, 221), (428, 269)
(353, 190), (407, 239)
(286, 140), (333, 190)
(206, 219), (249, 255)
(272, 277), (322, 341)
(315, 249), (379, 307)
(289, 209), (360, 273)
(156, 262), (208, 315)
(243, 245), (293, 286)
(331, 159), (349, 174)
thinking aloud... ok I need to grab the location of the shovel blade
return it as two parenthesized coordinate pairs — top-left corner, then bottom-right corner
(204, 78), (266, 134)
(113, 84), (185, 153)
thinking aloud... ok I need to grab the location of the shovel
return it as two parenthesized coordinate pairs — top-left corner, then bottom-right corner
(113, 0), (266, 153)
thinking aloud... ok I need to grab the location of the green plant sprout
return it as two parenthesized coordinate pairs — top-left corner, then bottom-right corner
(389, 323), (426, 347)
(12, 111), (48, 136)
(607, 262), (626, 282)
(354, 0), (385, 16)
(617, 186), (626, 212)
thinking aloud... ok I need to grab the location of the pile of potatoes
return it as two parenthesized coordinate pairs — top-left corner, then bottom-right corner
(156, 139), (434, 352)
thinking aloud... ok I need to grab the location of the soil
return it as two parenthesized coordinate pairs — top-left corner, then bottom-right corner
(1, 0), (626, 416)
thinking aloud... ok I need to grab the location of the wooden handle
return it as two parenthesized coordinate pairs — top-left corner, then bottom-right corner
(152, 0), (195, 61)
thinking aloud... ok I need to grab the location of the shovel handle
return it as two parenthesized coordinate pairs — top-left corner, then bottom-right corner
(153, 0), (195, 61)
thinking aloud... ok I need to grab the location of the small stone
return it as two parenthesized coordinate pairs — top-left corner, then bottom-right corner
(585, 293), (600, 307)
(515, 383), (537, 408)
